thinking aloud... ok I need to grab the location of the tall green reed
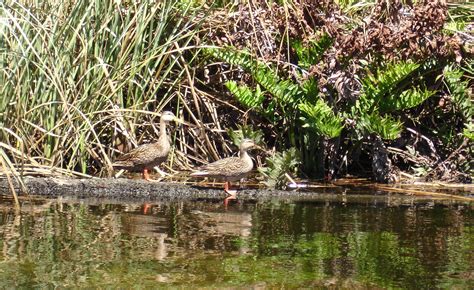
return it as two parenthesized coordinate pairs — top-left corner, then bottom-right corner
(0, 0), (204, 183)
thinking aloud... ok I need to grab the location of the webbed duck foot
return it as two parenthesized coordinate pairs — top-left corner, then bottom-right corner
(224, 194), (237, 208)
(224, 189), (237, 195)
(143, 203), (152, 214)
(224, 181), (238, 207)
(142, 168), (161, 182)
(224, 181), (237, 194)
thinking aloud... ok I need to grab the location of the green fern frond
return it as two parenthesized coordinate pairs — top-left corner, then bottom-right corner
(380, 87), (435, 112)
(205, 48), (256, 71)
(208, 47), (304, 106)
(353, 61), (423, 140)
(225, 81), (265, 109)
(252, 64), (303, 106)
(210, 46), (341, 138)
(463, 123), (474, 141)
(259, 147), (301, 189)
(301, 78), (319, 102)
(227, 125), (265, 147)
(444, 19), (466, 35)
(292, 34), (332, 70)
(359, 113), (403, 140)
(444, 66), (473, 120)
(361, 61), (420, 106)
(299, 100), (344, 138)
(444, 66), (474, 141)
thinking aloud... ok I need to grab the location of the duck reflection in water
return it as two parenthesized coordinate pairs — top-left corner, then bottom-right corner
(121, 206), (169, 261)
(184, 205), (253, 254)
(120, 202), (253, 258)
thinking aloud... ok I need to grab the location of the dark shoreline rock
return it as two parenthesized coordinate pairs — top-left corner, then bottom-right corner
(0, 177), (224, 200)
(0, 176), (347, 202)
(0, 176), (472, 206)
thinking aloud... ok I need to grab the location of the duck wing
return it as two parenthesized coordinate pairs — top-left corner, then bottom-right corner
(194, 156), (248, 177)
(114, 142), (166, 167)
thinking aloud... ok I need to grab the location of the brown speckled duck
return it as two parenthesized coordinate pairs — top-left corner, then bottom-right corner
(191, 139), (256, 201)
(113, 111), (179, 181)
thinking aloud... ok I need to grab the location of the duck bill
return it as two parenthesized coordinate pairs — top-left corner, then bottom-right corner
(253, 144), (271, 154)
(253, 144), (264, 150)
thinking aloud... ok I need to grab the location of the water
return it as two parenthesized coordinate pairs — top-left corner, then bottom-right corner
(0, 194), (472, 288)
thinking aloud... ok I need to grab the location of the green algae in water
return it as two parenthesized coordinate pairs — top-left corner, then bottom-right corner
(0, 197), (472, 288)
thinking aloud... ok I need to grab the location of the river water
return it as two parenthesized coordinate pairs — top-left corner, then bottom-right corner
(0, 193), (472, 288)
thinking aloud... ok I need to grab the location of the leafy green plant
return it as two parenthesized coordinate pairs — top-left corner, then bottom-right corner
(299, 101), (344, 138)
(227, 125), (264, 147)
(379, 88), (436, 113)
(207, 47), (343, 139)
(353, 61), (434, 140)
(292, 34), (332, 71)
(443, 66), (474, 140)
(411, 165), (429, 177)
(463, 123), (474, 141)
(259, 148), (301, 189)
(209, 48), (302, 108)
(225, 81), (265, 110)
(358, 113), (403, 140)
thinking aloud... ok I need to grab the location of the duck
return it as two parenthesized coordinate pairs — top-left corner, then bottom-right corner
(190, 139), (256, 203)
(112, 111), (180, 181)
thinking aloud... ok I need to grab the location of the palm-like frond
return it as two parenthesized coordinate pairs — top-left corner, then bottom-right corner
(444, 66), (474, 140)
(225, 81), (265, 109)
(444, 66), (473, 121)
(359, 61), (420, 109)
(292, 34), (332, 70)
(208, 47), (343, 138)
(299, 101), (344, 138)
(379, 88), (435, 113)
(359, 113), (403, 140)
(259, 148), (300, 189)
(353, 61), (433, 140)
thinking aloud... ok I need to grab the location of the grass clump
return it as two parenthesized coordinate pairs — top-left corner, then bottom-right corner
(0, 0), (204, 177)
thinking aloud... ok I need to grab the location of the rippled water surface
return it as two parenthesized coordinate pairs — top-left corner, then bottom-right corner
(0, 194), (472, 288)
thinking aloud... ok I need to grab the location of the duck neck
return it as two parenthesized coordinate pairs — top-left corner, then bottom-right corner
(159, 119), (167, 140)
(240, 148), (250, 160)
